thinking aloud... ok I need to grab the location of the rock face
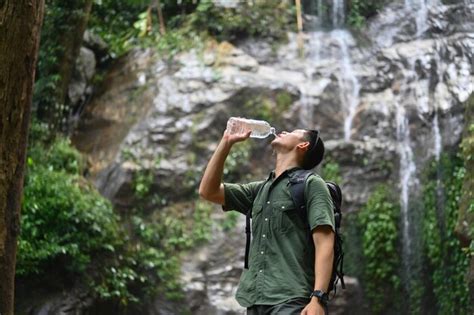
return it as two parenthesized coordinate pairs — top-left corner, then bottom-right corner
(67, 1), (473, 314)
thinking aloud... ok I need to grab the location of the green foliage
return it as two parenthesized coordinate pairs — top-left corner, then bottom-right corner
(34, 0), (92, 132)
(321, 158), (342, 183)
(275, 91), (294, 113)
(192, 200), (214, 243)
(241, 91), (294, 124)
(90, 0), (293, 58)
(187, 0), (294, 42)
(220, 211), (240, 232)
(19, 120), (216, 306)
(243, 96), (273, 122)
(18, 134), (121, 277)
(422, 154), (471, 315)
(224, 140), (252, 181)
(341, 212), (365, 279)
(348, 0), (385, 29)
(156, 28), (206, 59)
(90, 0), (149, 56)
(358, 185), (401, 314)
(115, 199), (214, 300)
(133, 169), (155, 199)
(459, 117), (474, 257)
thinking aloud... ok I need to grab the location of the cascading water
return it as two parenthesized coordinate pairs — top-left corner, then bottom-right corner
(395, 64), (418, 268)
(332, 0), (345, 27)
(405, 0), (441, 36)
(432, 44), (444, 161)
(302, 0), (360, 140)
(334, 31), (361, 142)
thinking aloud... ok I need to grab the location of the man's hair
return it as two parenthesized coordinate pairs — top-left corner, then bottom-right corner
(301, 129), (324, 170)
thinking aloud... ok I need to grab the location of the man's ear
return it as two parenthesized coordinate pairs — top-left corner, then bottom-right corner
(297, 141), (310, 152)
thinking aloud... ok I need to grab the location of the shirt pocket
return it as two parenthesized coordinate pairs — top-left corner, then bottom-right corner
(274, 200), (305, 234)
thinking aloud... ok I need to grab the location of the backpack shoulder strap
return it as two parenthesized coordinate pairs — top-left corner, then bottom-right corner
(244, 182), (266, 269)
(288, 169), (314, 224)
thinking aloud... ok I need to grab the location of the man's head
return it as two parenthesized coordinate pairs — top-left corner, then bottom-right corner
(271, 129), (324, 169)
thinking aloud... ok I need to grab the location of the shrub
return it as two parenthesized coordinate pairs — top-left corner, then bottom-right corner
(358, 185), (401, 314)
(18, 144), (121, 276)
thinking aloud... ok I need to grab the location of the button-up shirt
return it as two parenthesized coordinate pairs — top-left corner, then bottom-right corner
(223, 167), (335, 307)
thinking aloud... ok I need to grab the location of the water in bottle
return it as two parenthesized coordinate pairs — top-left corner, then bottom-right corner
(226, 117), (276, 139)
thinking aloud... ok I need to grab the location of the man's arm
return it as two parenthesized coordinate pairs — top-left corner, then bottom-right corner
(313, 225), (335, 291)
(302, 225), (335, 315)
(198, 128), (251, 205)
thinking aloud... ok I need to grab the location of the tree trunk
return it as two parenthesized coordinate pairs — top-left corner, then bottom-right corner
(0, 1), (45, 314)
(155, 0), (166, 35)
(295, 0), (304, 57)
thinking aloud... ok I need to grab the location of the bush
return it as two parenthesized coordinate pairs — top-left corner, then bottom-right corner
(18, 141), (121, 276)
(422, 154), (470, 315)
(348, 0), (386, 28)
(187, 0), (294, 42)
(358, 185), (401, 314)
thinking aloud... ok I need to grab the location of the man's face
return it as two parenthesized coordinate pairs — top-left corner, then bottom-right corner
(271, 129), (308, 150)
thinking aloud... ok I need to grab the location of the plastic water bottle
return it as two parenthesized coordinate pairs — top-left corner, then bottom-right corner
(226, 117), (276, 139)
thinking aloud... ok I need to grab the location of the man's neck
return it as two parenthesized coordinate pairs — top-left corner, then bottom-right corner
(274, 153), (300, 178)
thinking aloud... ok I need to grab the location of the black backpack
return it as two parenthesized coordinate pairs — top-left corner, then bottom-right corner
(244, 169), (345, 296)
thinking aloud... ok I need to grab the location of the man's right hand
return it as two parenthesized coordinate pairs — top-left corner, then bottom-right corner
(199, 127), (251, 205)
(222, 128), (252, 145)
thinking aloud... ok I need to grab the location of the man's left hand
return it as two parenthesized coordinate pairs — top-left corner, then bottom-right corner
(301, 298), (325, 315)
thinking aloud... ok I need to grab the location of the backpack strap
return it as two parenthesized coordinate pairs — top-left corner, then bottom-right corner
(288, 169), (313, 226)
(244, 182), (265, 269)
(244, 209), (251, 269)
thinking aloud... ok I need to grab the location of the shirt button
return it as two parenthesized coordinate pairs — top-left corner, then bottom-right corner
(267, 201), (271, 204)
(264, 218), (268, 221)
(261, 251), (264, 255)
(262, 234), (266, 238)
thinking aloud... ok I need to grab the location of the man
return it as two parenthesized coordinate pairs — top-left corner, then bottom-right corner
(199, 126), (335, 315)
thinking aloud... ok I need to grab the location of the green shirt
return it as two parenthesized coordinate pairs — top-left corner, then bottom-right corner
(223, 167), (335, 307)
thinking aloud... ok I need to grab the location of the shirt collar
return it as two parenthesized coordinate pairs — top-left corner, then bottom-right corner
(267, 166), (304, 181)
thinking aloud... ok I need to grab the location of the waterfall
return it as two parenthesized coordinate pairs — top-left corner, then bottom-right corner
(317, 0), (324, 25)
(405, 0), (441, 36)
(298, 85), (315, 128)
(396, 101), (417, 267)
(433, 42), (445, 161)
(332, 30), (361, 141)
(395, 61), (419, 272)
(332, 0), (345, 27)
(303, 0), (360, 140)
(433, 112), (442, 161)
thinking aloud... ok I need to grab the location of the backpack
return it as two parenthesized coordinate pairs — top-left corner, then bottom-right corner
(244, 169), (345, 297)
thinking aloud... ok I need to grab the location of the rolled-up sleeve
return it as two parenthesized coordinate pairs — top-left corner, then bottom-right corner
(222, 181), (264, 215)
(305, 175), (335, 232)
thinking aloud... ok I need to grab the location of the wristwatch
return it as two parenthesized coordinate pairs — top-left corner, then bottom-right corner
(309, 290), (329, 305)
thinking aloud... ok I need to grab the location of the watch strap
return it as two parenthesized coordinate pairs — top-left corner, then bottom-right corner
(309, 290), (329, 305)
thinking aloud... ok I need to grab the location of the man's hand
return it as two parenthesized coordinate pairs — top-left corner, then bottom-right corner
(301, 298), (326, 315)
(222, 128), (251, 145)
